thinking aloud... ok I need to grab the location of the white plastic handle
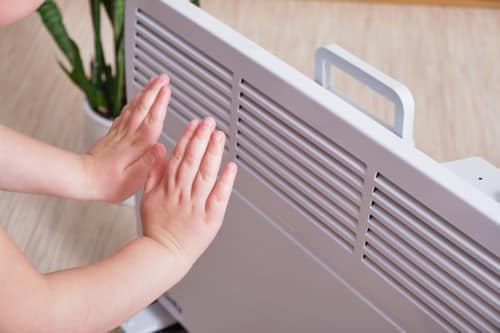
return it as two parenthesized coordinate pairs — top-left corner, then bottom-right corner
(314, 44), (415, 144)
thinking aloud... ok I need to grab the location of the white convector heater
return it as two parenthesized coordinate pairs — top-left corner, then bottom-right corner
(122, 1), (500, 332)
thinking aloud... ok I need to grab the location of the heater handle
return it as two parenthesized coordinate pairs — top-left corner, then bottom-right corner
(314, 44), (415, 144)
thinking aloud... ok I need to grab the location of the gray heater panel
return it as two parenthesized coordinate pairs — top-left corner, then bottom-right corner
(125, 1), (500, 332)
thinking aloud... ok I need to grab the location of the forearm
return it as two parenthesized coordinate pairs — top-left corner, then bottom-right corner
(0, 125), (90, 199)
(41, 237), (187, 333)
(0, 234), (187, 333)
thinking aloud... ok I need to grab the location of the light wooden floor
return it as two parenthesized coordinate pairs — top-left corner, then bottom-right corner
(0, 1), (499, 331)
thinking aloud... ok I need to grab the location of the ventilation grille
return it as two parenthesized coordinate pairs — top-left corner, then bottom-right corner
(363, 174), (500, 332)
(132, 9), (232, 149)
(235, 80), (366, 253)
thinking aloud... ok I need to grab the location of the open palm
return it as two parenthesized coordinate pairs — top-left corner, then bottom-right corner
(83, 74), (171, 203)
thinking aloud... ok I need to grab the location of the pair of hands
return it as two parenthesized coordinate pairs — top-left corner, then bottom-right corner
(83, 74), (237, 267)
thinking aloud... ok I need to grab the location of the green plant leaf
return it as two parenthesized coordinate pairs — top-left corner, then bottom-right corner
(38, 0), (138, 118)
(102, 0), (124, 45)
(191, 0), (200, 7)
(112, 36), (125, 117)
(90, 0), (108, 110)
(38, 0), (106, 112)
(101, 0), (126, 117)
(37, 0), (80, 68)
(58, 58), (105, 111)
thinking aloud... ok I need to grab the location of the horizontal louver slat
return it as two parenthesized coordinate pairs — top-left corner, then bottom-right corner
(236, 80), (367, 252)
(363, 173), (500, 332)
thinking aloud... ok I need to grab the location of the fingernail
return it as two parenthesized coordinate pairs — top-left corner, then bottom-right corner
(158, 74), (169, 84)
(214, 131), (225, 142)
(203, 117), (215, 129)
(189, 119), (200, 129)
(228, 162), (237, 173)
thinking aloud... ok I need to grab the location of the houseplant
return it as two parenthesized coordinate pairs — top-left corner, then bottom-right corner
(38, 0), (126, 119)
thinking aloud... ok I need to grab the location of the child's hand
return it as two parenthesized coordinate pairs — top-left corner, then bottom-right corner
(82, 74), (171, 203)
(140, 117), (237, 270)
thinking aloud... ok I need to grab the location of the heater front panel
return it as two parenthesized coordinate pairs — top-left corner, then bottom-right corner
(126, 1), (500, 332)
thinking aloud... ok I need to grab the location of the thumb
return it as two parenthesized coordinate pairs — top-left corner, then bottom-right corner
(144, 144), (167, 194)
(126, 143), (166, 193)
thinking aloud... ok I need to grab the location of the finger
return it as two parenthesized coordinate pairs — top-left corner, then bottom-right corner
(110, 113), (122, 131)
(119, 75), (164, 131)
(206, 162), (238, 220)
(175, 117), (216, 193)
(117, 107), (131, 132)
(137, 85), (171, 143)
(144, 145), (167, 194)
(127, 74), (169, 132)
(191, 130), (225, 205)
(112, 106), (130, 132)
(130, 75), (163, 109)
(125, 143), (167, 195)
(164, 119), (200, 189)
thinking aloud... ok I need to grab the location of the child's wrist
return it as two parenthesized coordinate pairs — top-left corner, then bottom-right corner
(142, 228), (193, 273)
(136, 236), (193, 279)
(79, 153), (101, 201)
